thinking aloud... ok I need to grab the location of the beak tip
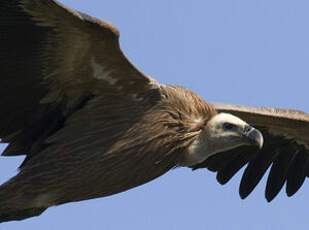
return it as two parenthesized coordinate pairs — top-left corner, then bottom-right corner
(258, 138), (264, 149)
(256, 131), (264, 150)
(246, 127), (264, 150)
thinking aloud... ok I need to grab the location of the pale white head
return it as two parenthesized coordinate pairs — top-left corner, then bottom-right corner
(183, 113), (263, 166)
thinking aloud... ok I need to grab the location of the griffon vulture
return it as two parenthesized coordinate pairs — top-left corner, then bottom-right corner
(0, 0), (308, 223)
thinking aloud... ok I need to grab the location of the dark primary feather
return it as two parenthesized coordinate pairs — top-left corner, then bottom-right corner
(285, 147), (308, 197)
(239, 132), (281, 199)
(217, 149), (256, 185)
(193, 104), (309, 202)
(265, 142), (296, 201)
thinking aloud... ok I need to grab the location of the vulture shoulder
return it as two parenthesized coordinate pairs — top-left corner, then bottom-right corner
(193, 103), (309, 201)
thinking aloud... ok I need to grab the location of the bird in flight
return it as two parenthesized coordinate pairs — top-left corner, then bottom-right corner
(1, 0), (309, 223)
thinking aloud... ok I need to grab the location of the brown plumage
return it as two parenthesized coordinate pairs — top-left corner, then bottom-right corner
(1, 0), (309, 223)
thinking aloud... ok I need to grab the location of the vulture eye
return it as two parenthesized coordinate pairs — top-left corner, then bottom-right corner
(223, 122), (236, 130)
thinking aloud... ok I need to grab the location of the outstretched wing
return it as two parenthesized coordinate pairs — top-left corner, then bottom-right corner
(0, 0), (159, 158)
(193, 103), (309, 201)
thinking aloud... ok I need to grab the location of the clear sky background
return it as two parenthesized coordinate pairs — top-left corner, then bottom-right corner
(1, 0), (309, 229)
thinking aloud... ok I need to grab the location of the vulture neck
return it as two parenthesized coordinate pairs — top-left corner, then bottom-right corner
(159, 85), (217, 167)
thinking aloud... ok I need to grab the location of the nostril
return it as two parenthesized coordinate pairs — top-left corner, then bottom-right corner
(244, 125), (253, 133)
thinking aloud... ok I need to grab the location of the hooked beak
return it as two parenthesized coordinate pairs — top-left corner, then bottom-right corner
(243, 125), (264, 149)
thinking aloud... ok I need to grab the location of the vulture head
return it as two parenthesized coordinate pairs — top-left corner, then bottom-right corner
(183, 113), (263, 166)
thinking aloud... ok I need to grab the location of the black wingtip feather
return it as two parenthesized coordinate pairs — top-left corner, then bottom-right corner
(286, 149), (308, 197)
(217, 149), (257, 185)
(265, 147), (296, 202)
(239, 145), (277, 199)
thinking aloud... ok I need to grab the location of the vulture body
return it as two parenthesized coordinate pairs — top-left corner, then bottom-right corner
(0, 0), (309, 223)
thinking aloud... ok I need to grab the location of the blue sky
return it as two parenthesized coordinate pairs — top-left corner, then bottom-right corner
(1, 0), (309, 229)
